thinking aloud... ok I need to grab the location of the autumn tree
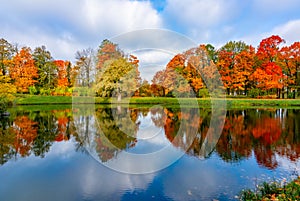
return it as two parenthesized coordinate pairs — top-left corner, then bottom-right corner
(151, 69), (167, 96)
(251, 35), (284, 96)
(9, 47), (38, 93)
(217, 41), (249, 95)
(163, 54), (192, 97)
(97, 39), (122, 70)
(280, 42), (300, 97)
(138, 79), (152, 97)
(232, 46), (255, 94)
(54, 60), (70, 88)
(33, 46), (57, 90)
(96, 55), (141, 101)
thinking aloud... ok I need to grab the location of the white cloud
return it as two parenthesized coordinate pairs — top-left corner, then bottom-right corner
(164, 0), (238, 27)
(162, 0), (240, 41)
(253, 0), (300, 13)
(239, 19), (300, 48)
(133, 49), (175, 80)
(270, 19), (300, 45)
(0, 0), (162, 61)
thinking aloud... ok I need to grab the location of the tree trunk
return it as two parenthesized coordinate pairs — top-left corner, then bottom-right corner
(117, 93), (121, 102)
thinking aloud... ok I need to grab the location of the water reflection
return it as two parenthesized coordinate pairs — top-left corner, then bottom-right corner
(0, 109), (79, 165)
(0, 107), (300, 170)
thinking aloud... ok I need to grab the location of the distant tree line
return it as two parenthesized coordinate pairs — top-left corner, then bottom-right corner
(0, 35), (299, 105)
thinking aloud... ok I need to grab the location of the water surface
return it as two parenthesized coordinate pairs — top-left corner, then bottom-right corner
(0, 105), (299, 200)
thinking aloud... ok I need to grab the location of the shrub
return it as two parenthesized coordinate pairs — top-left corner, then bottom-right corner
(29, 86), (38, 95)
(240, 177), (300, 201)
(40, 88), (51, 96)
(198, 88), (209, 98)
(248, 88), (260, 98)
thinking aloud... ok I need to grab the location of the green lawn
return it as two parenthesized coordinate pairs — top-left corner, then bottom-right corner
(14, 95), (300, 108)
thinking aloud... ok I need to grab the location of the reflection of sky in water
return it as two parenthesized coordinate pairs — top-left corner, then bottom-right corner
(0, 136), (294, 201)
(128, 112), (171, 154)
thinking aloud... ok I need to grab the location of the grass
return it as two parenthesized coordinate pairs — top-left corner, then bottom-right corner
(239, 177), (300, 201)
(14, 95), (300, 108)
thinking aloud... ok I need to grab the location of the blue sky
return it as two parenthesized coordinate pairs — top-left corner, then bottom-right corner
(1, 0), (300, 62)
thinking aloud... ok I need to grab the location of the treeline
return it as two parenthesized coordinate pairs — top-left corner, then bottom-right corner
(151, 35), (300, 98)
(0, 35), (300, 105)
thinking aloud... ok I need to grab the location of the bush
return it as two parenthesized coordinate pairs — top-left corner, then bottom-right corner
(248, 88), (263, 98)
(240, 177), (300, 201)
(198, 88), (209, 98)
(29, 86), (38, 95)
(40, 88), (51, 96)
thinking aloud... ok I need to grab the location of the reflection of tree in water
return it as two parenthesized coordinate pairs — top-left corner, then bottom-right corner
(158, 107), (300, 170)
(151, 107), (212, 158)
(13, 116), (38, 157)
(94, 107), (138, 162)
(0, 116), (15, 165)
(216, 110), (253, 163)
(216, 109), (300, 170)
(252, 116), (282, 169)
(0, 109), (79, 165)
(275, 109), (300, 162)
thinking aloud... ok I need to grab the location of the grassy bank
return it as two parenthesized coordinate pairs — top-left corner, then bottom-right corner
(14, 95), (300, 108)
(240, 177), (300, 201)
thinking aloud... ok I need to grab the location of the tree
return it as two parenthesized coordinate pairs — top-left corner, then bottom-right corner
(33, 46), (57, 89)
(9, 47), (38, 93)
(280, 42), (300, 96)
(96, 56), (141, 101)
(163, 54), (192, 97)
(54, 60), (70, 88)
(151, 69), (167, 96)
(97, 39), (122, 70)
(0, 38), (16, 75)
(138, 79), (152, 97)
(205, 44), (218, 63)
(217, 41), (249, 95)
(251, 35), (284, 96)
(0, 71), (17, 113)
(75, 48), (95, 87)
(232, 46), (255, 94)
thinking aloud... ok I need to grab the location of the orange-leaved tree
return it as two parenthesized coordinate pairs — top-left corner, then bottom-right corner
(9, 47), (38, 93)
(54, 60), (70, 88)
(251, 35), (284, 95)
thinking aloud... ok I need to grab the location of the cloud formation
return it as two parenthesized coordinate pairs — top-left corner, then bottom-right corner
(0, 0), (300, 61)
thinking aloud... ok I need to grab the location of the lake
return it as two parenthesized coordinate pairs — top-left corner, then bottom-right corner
(0, 105), (299, 201)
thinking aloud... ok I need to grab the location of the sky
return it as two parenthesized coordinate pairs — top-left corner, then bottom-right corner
(1, 0), (300, 80)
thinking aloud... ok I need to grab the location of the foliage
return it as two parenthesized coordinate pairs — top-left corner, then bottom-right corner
(0, 38), (16, 76)
(0, 35), (299, 99)
(248, 88), (260, 98)
(96, 56), (140, 99)
(28, 86), (38, 95)
(96, 39), (122, 70)
(198, 88), (210, 98)
(0, 71), (16, 113)
(239, 177), (300, 201)
(33, 46), (57, 89)
(9, 47), (38, 93)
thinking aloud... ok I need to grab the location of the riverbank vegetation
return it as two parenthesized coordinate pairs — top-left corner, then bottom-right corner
(1, 35), (300, 112)
(240, 177), (300, 201)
